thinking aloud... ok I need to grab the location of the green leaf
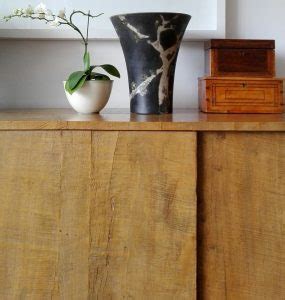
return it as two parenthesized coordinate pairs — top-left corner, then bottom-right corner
(67, 71), (86, 90)
(86, 65), (96, 79)
(89, 65), (96, 73)
(90, 72), (110, 80)
(97, 64), (120, 78)
(65, 80), (72, 94)
(65, 75), (87, 95)
(84, 52), (90, 72)
(66, 74), (88, 95)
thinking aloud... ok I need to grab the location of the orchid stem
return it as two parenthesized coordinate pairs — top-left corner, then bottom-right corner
(5, 9), (103, 55)
(86, 10), (90, 49)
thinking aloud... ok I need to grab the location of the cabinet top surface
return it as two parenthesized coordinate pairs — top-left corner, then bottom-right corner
(0, 108), (284, 131)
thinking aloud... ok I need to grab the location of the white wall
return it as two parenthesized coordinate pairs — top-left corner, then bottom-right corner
(1, 0), (285, 109)
(226, 0), (285, 77)
(0, 40), (204, 109)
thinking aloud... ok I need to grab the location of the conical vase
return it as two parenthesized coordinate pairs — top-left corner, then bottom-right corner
(111, 12), (191, 114)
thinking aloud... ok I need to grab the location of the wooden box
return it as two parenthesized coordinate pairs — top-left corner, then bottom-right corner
(199, 77), (285, 113)
(205, 39), (275, 77)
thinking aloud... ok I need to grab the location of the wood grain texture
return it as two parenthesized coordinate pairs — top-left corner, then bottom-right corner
(0, 109), (284, 131)
(0, 130), (197, 299)
(0, 131), (91, 299)
(204, 39), (275, 78)
(0, 131), (62, 299)
(204, 39), (275, 50)
(198, 132), (285, 300)
(206, 49), (275, 78)
(54, 131), (91, 299)
(89, 131), (197, 299)
(199, 77), (285, 114)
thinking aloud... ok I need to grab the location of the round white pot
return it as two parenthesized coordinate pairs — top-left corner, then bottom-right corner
(63, 80), (113, 114)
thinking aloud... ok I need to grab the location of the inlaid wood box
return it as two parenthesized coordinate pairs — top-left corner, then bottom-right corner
(205, 39), (275, 77)
(199, 77), (285, 113)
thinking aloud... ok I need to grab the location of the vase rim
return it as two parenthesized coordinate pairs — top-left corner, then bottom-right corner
(111, 12), (191, 18)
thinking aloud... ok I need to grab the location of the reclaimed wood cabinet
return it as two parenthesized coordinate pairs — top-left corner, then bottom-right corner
(0, 109), (284, 299)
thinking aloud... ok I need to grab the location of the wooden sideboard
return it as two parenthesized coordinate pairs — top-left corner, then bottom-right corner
(0, 109), (284, 299)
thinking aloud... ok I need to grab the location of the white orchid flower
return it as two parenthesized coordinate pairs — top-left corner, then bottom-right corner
(58, 9), (66, 19)
(24, 5), (34, 16)
(45, 9), (53, 17)
(13, 8), (24, 16)
(50, 17), (60, 27)
(35, 3), (47, 14)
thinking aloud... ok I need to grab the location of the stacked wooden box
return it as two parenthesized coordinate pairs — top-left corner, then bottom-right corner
(199, 39), (285, 113)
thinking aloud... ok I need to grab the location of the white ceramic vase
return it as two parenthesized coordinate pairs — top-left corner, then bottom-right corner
(63, 80), (113, 114)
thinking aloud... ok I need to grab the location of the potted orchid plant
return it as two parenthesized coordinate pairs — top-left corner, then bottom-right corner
(4, 3), (120, 114)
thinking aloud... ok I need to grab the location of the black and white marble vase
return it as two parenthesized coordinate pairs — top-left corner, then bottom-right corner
(111, 13), (191, 114)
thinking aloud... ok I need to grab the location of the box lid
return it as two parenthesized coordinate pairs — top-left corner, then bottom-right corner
(205, 39), (275, 50)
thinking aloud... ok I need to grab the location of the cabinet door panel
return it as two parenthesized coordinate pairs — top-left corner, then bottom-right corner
(0, 131), (91, 299)
(0, 131), (197, 299)
(198, 133), (285, 300)
(89, 131), (197, 299)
